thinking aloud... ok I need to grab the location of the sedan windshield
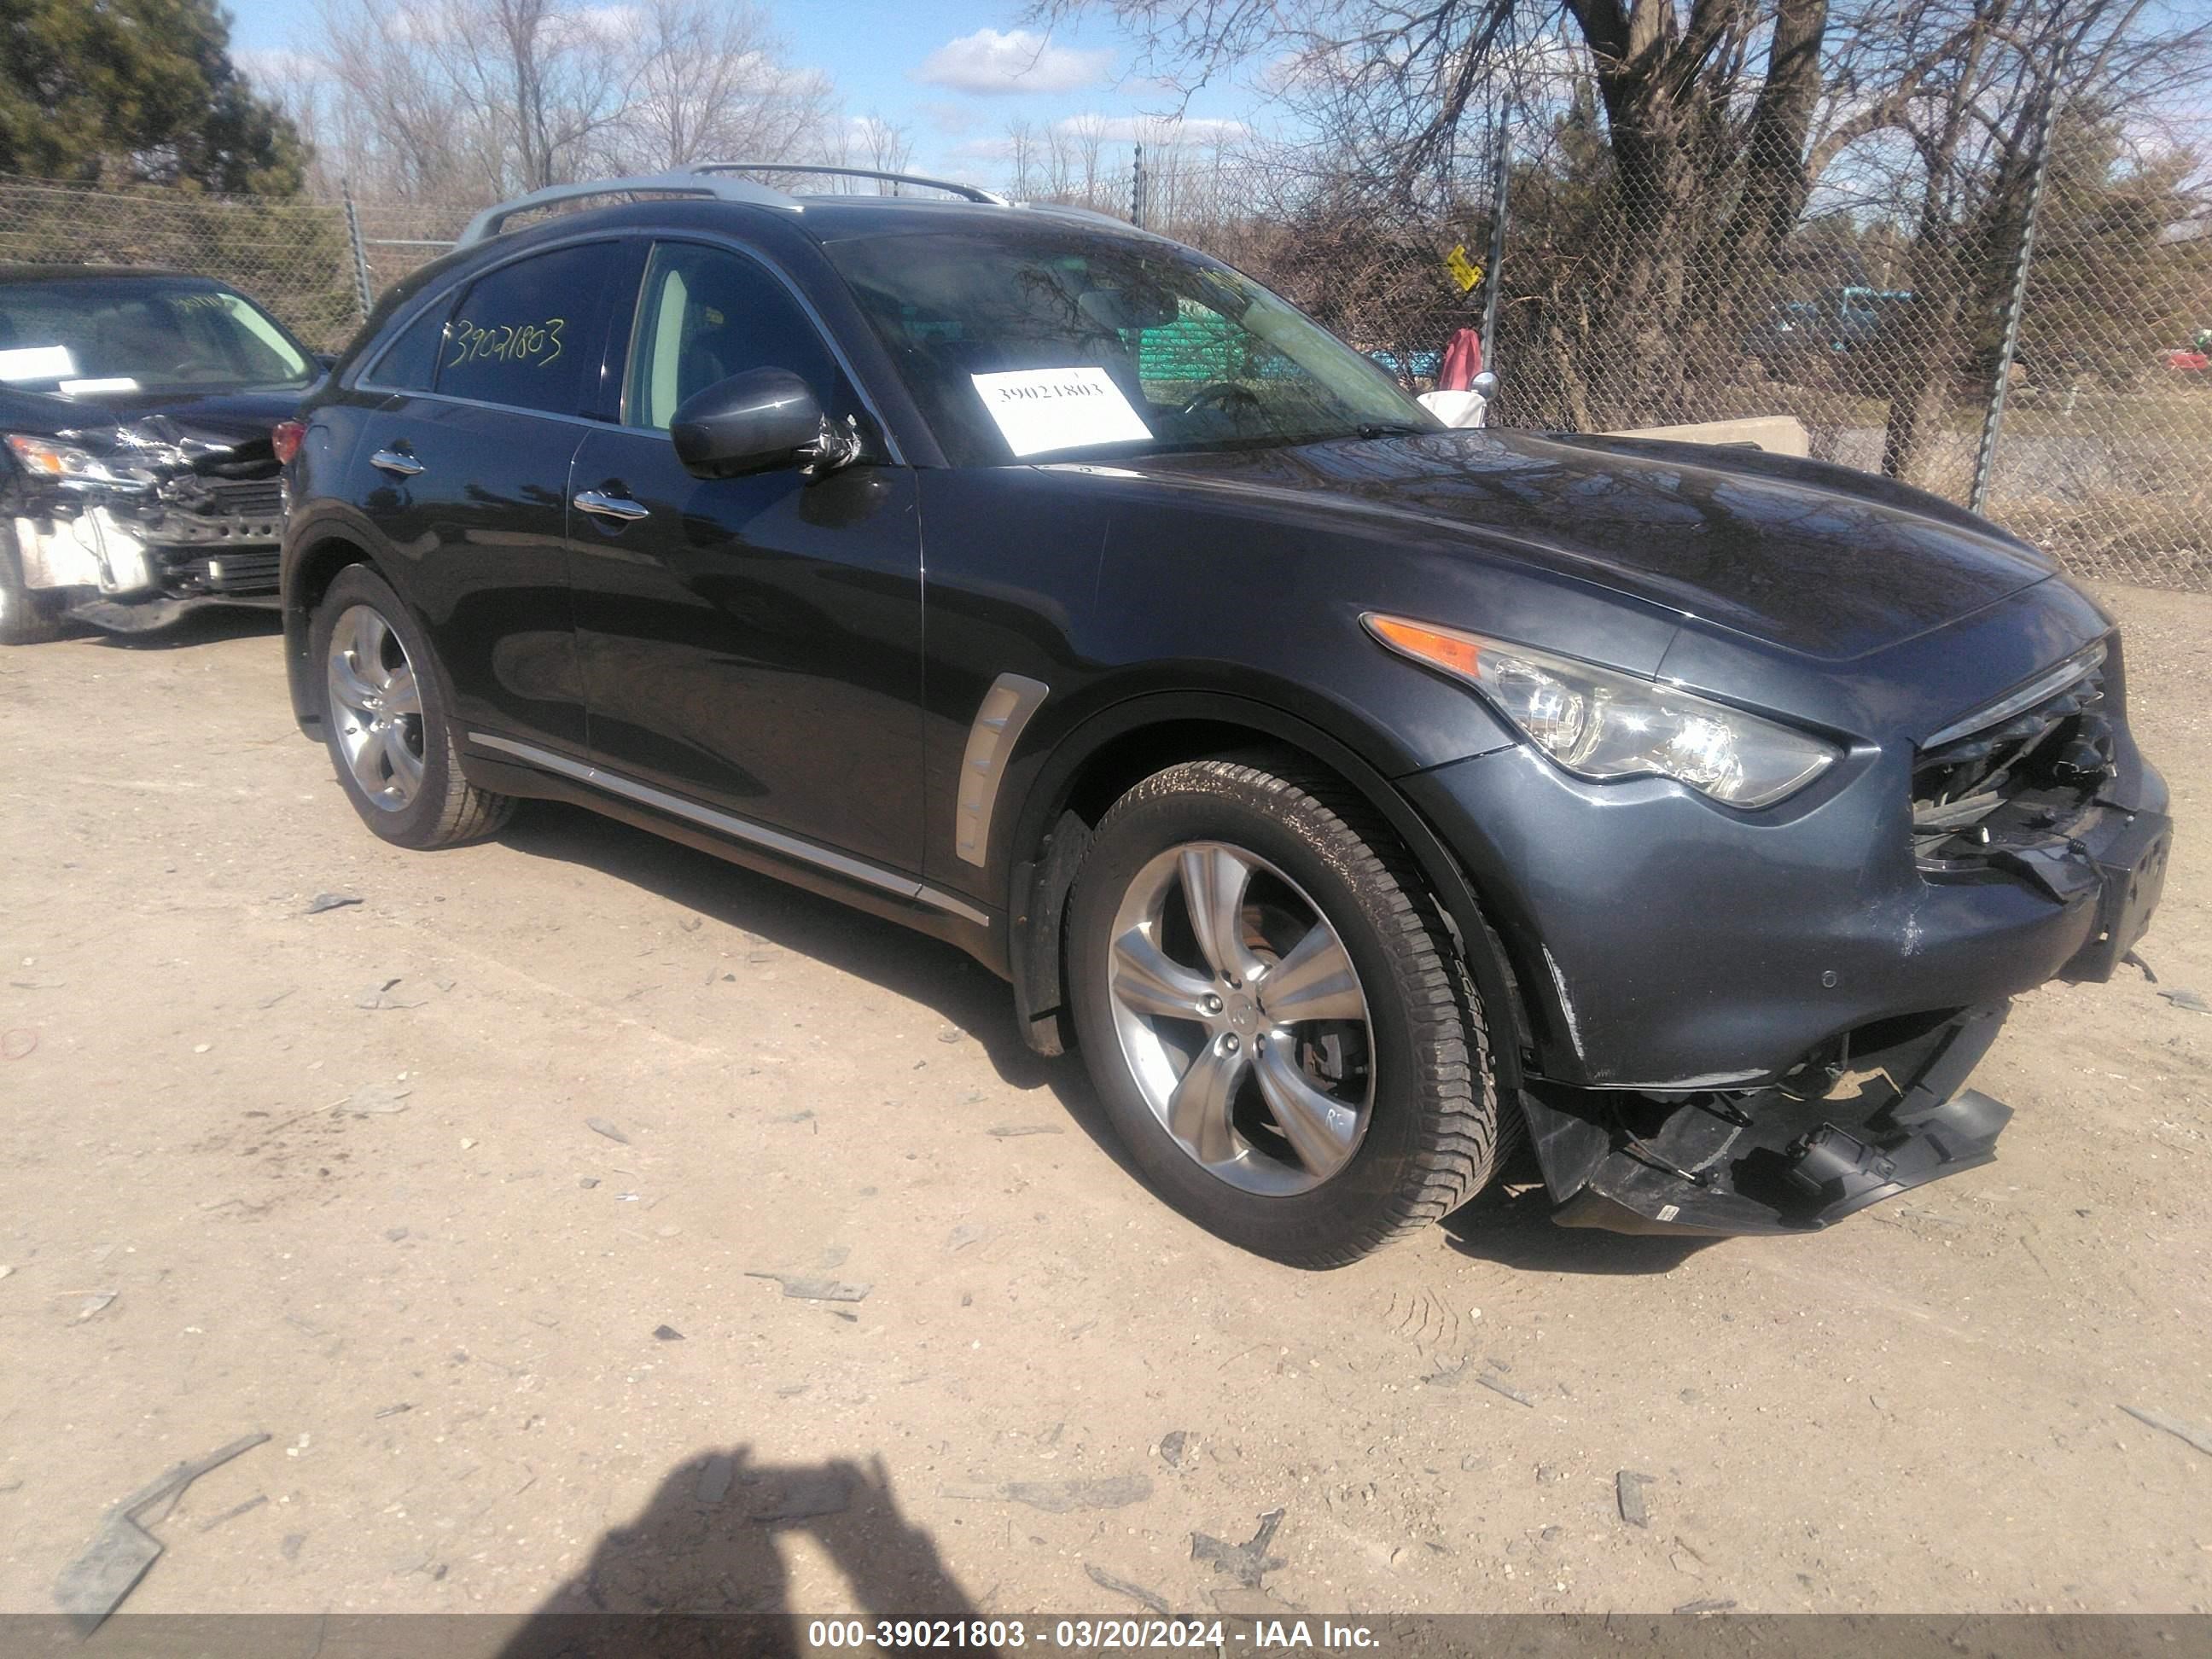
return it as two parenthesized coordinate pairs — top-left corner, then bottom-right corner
(824, 225), (1440, 466)
(0, 276), (315, 396)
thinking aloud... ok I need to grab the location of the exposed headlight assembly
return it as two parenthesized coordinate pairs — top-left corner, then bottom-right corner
(3, 433), (159, 486)
(1365, 613), (1839, 808)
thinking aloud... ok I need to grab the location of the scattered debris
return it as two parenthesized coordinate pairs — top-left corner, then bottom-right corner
(817, 1245), (852, 1270)
(769, 1109), (815, 1125)
(987, 1125), (1062, 1138)
(946, 1224), (986, 1251)
(1616, 1470), (1655, 1529)
(678, 916), (703, 933)
(3, 1028), (36, 1062)
(1674, 1598), (1738, 1615)
(354, 978), (425, 1010)
(944, 1476), (1153, 1514)
(70, 1292), (117, 1324)
(281, 1534), (306, 1562)
(578, 1176), (600, 1189)
(752, 1472), (851, 1522)
(335, 1081), (411, 1116)
(2122, 1404), (2212, 1457)
(1191, 1507), (1287, 1589)
(746, 1272), (871, 1303)
(695, 1454), (736, 1505)
(255, 989), (294, 1010)
(2158, 987), (2209, 1015)
(1159, 1430), (1191, 1469)
(653, 1324), (685, 1342)
(374, 1404), (411, 1419)
(195, 1494), (266, 1533)
(1476, 1373), (1535, 1408)
(383, 1227), (409, 1243)
(52, 1432), (269, 1631)
(938, 1027), (964, 1044)
(1086, 1563), (1171, 1615)
(585, 1116), (630, 1144)
(303, 893), (362, 916)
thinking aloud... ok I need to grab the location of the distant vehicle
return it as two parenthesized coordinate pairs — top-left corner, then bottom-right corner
(1748, 286), (1915, 368)
(281, 165), (2164, 1262)
(0, 265), (319, 643)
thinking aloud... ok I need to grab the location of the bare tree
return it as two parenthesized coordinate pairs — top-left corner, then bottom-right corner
(603, 0), (836, 172)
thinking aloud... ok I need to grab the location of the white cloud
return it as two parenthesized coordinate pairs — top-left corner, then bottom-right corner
(915, 28), (1112, 96)
(234, 46), (329, 89)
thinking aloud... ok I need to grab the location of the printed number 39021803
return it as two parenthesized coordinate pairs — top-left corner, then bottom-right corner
(446, 317), (565, 369)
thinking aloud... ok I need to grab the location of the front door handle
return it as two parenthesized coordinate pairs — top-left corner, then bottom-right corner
(573, 490), (650, 523)
(370, 448), (424, 477)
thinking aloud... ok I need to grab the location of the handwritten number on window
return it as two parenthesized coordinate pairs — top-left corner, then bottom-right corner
(445, 317), (567, 370)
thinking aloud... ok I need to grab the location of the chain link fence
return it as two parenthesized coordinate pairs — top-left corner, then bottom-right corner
(5, 150), (2206, 592)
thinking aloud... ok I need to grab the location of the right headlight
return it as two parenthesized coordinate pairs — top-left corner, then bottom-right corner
(3, 433), (157, 486)
(1365, 613), (1839, 809)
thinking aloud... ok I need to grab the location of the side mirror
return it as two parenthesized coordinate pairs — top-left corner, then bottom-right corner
(671, 368), (849, 480)
(1470, 370), (1499, 401)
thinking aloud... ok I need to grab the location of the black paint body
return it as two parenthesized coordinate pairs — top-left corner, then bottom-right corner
(279, 197), (2169, 1227)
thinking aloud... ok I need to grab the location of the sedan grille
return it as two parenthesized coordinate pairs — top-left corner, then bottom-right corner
(205, 477), (285, 519)
(1912, 642), (2114, 871)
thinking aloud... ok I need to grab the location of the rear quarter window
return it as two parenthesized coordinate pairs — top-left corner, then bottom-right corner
(434, 242), (621, 416)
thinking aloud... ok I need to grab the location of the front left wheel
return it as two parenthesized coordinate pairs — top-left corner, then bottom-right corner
(0, 527), (64, 645)
(311, 564), (515, 848)
(1067, 755), (1507, 1266)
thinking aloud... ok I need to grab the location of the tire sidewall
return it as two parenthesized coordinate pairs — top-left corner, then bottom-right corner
(1068, 770), (1442, 1260)
(310, 564), (461, 847)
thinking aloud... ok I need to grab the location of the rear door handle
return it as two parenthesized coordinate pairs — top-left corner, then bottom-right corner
(370, 448), (423, 477)
(573, 490), (649, 522)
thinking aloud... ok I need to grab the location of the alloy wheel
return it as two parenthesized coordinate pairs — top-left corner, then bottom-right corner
(1103, 840), (1375, 1195)
(325, 602), (426, 812)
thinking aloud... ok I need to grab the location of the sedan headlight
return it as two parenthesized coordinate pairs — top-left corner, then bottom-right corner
(3, 433), (157, 486)
(1365, 613), (1838, 808)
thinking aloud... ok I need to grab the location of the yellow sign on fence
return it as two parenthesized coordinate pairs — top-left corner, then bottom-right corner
(1445, 244), (1485, 294)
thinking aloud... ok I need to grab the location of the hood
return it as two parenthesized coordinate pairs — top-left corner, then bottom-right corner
(1123, 428), (2057, 661)
(54, 384), (313, 460)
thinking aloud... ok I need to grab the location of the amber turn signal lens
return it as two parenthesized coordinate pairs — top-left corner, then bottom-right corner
(1363, 614), (1486, 680)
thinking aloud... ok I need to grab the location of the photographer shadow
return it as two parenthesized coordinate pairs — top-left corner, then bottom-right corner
(497, 1447), (980, 1659)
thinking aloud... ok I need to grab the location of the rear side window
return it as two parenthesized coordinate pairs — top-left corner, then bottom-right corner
(437, 242), (620, 416)
(624, 242), (844, 431)
(362, 296), (452, 392)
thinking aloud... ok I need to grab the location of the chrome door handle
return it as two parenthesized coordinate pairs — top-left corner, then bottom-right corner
(370, 448), (423, 477)
(573, 490), (649, 522)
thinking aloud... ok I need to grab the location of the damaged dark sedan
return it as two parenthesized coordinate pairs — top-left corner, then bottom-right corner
(278, 172), (2171, 1264)
(1, 265), (315, 643)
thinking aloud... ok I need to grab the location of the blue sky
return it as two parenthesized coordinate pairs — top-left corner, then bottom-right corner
(220, 0), (1268, 179)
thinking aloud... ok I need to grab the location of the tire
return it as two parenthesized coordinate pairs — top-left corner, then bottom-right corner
(1067, 754), (1504, 1266)
(310, 564), (515, 849)
(0, 525), (64, 645)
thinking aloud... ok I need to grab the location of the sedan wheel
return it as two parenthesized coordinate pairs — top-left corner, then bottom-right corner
(325, 602), (426, 812)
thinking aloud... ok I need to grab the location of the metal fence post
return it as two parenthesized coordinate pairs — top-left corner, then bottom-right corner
(1970, 67), (2063, 517)
(1131, 144), (1145, 230)
(1480, 126), (1511, 368)
(341, 180), (375, 323)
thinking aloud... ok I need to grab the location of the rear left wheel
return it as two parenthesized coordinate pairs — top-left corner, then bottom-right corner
(1067, 755), (1505, 1266)
(311, 564), (515, 848)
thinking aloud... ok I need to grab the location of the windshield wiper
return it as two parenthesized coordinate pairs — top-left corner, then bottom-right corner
(1352, 422), (1430, 439)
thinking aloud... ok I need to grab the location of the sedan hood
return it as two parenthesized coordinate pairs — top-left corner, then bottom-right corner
(1123, 429), (2058, 661)
(59, 385), (313, 461)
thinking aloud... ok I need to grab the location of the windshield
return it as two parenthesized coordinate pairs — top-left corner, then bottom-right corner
(0, 276), (316, 397)
(823, 226), (1440, 466)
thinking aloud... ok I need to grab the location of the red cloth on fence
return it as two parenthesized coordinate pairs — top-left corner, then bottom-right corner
(1439, 328), (1484, 391)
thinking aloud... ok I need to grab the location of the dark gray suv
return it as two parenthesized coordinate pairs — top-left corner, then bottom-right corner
(277, 164), (2169, 1264)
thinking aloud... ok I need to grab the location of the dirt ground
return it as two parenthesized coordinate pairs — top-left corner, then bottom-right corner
(1, 582), (2207, 1627)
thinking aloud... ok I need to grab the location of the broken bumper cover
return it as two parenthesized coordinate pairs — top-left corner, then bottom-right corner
(1524, 1003), (2016, 1235)
(14, 498), (282, 626)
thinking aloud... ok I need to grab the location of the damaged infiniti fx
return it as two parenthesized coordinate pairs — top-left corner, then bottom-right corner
(1, 265), (317, 643)
(277, 169), (2170, 1264)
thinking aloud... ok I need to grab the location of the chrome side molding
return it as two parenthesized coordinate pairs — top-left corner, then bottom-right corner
(469, 732), (990, 927)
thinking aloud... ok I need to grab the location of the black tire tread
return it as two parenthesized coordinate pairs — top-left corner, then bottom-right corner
(1091, 753), (1503, 1268)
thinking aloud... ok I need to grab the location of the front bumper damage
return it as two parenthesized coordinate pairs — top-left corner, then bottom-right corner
(1524, 1004), (2017, 1235)
(10, 445), (283, 632)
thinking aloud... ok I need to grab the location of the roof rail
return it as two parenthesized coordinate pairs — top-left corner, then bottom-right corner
(690, 162), (1010, 206)
(456, 161), (1007, 247)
